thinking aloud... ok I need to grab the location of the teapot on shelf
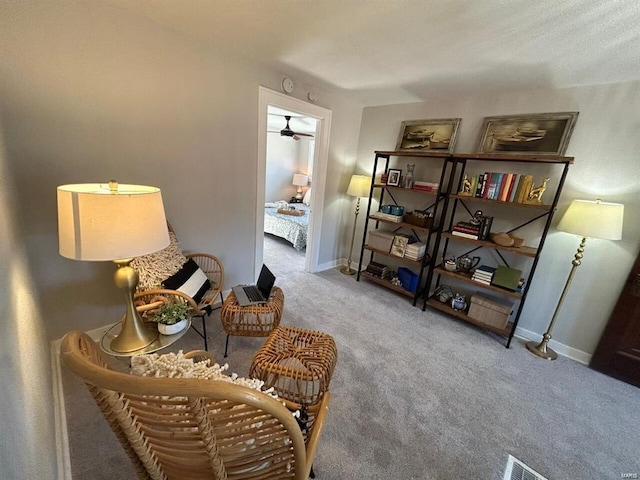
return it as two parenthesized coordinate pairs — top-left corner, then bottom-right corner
(442, 255), (481, 273)
(456, 255), (481, 272)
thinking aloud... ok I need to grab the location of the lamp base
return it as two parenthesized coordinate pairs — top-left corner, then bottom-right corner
(340, 265), (356, 275)
(526, 339), (558, 361)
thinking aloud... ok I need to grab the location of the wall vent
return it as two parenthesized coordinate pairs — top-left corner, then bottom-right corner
(504, 454), (549, 480)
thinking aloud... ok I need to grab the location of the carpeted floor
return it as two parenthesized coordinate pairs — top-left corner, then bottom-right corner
(60, 235), (640, 479)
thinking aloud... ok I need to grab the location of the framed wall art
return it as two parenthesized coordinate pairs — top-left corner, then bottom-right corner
(386, 168), (402, 187)
(475, 112), (579, 155)
(396, 118), (461, 153)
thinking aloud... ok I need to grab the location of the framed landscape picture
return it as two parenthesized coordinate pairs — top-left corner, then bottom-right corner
(475, 112), (579, 155)
(396, 118), (461, 153)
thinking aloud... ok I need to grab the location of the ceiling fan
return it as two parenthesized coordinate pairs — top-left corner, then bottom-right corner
(269, 115), (314, 141)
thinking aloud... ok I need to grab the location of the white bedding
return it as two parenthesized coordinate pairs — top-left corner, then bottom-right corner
(264, 204), (310, 250)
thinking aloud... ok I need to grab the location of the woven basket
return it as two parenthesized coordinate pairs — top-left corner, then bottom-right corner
(404, 212), (433, 228)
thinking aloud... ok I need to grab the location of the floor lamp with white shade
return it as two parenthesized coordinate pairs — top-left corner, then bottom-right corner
(341, 174), (372, 275)
(526, 198), (624, 360)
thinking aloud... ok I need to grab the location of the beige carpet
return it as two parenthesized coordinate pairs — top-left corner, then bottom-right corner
(60, 235), (640, 479)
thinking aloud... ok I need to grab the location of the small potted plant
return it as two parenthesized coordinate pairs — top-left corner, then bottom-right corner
(147, 301), (190, 335)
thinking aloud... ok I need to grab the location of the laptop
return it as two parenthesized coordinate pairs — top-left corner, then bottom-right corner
(232, 264), (276, 306)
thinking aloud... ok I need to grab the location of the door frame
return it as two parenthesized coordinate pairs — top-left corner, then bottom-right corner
(256, 86), (332, 274)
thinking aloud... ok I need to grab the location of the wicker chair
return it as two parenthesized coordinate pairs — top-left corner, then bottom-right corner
(133, 224), (224, 351)
(61, 330), (330, 480)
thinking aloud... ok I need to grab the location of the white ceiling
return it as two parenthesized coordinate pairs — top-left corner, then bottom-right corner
(109, 0), (640, 106)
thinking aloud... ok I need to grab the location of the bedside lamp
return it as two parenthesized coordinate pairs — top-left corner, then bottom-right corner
(292, 174), (309, 201)
(526, 198), (624, 360)
(57, 181), (170, 353)
(341, 174), (372, 275)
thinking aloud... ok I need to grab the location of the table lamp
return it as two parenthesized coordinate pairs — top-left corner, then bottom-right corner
(57, 181), (170, 353)
(292, 174), (309, 201)
(526, 198), (624, 360)
(341, 174), (372, 275)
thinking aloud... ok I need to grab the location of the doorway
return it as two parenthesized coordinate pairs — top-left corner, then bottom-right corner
(256, 86), (332, 276)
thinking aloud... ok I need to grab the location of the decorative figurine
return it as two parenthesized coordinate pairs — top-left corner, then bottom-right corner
(451, 293), (467, 311)
(459, 174), (472, 195)
(404, 163), (415, 189)
(525, 177), (550, 204)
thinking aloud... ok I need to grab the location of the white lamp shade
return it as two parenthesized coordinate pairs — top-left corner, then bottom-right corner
(57, 183), (170, 261)
(292, 174), (309, 187)
(557, 199), (624, 240)
(346, 175), (372, 198)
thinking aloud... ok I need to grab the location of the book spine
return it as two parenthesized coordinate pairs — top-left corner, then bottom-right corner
(475, 174), (484, 197)
(480, 216), (493, 240)
(451, 230), (480, 240)
(507, 174), (519, 202)
(482, 172), (492, 198)
(500, 173), (513, 201)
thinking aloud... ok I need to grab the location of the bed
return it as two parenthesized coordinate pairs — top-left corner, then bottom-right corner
(264, 202), (310, 251)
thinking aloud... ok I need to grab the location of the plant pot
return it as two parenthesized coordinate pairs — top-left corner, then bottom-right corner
(158, 318), (188, 335)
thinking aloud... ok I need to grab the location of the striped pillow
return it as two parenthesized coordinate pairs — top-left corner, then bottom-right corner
(162, 259), (211, 305)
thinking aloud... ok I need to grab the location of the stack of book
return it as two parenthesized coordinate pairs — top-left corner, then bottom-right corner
(451, 216), (493, 240)
(472, 265), (496, 285)
(412, 181), (439, 192)
(365, 261), (391, 279)
(371, 211), (403, 223)
(404, 242), (426, 261)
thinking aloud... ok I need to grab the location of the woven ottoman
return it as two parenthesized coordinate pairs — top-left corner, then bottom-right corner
(220, 286), (284, 357)
(249, 325), (337, 407)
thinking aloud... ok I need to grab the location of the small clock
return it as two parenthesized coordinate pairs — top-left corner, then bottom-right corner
(281, 77), (294, 94)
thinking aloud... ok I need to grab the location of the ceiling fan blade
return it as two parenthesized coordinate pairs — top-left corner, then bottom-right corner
(280, 115), (314, 139)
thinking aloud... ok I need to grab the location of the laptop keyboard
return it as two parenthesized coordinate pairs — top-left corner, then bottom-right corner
(244, 285), (263, 302)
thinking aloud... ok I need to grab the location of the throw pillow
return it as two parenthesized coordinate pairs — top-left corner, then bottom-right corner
(132, 231), (187, 291)
(303, 187), (312, 206)
(163, 258), (211, 305)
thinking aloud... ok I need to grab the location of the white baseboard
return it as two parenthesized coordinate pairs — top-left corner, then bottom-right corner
(52, 325), (112, 480)
(514, 326), (592, 365)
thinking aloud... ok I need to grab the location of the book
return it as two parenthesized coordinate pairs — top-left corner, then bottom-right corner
(517, 175), (534, 203)
(479, 216), (493, 240)
(498, 173), (511, 201)
(453, 225), (481, 235)
(491, 266), (523, 291)
(508, 174), (521, 202)
(451, 230), (479, 240)
(474, 174), (485, 197)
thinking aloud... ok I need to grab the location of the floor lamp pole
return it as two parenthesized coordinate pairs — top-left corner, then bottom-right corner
(526, 237), (586, 360)
(341, 197), (361, 275)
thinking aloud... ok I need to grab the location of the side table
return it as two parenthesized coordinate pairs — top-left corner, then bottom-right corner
(220, 286), (284, 357)
(100, 318), (192, 357)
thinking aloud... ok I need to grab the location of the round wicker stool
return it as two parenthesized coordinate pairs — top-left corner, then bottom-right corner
(249, 325), (337, 406)
(220, 286), (284, 357)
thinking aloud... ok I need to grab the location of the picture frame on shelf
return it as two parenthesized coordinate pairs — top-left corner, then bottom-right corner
(387, 168), (402, 187)
(395, 118), (462, 153)
(475, 112), (579, 155)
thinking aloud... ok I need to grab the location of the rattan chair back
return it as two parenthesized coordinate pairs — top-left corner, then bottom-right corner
(61, 331), (312, 480)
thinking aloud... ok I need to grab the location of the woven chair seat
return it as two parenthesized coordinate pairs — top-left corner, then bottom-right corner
(250, 325), (337, 407)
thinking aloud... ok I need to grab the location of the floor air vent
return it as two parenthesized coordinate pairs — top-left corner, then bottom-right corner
(504, 454), (549, 480)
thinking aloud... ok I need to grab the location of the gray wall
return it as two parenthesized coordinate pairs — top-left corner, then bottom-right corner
(357, 81), (640, 359)
(0, 119), (58, 479)
(0, 2), (363, 476)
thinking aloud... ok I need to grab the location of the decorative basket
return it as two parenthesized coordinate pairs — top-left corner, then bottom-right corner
(404, 212), (433, 228)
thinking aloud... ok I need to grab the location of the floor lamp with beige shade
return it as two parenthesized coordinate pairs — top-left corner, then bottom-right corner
(341, 174), (372, 275)
(527, 198), (624, 360)
(57, 181), (170, 353)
